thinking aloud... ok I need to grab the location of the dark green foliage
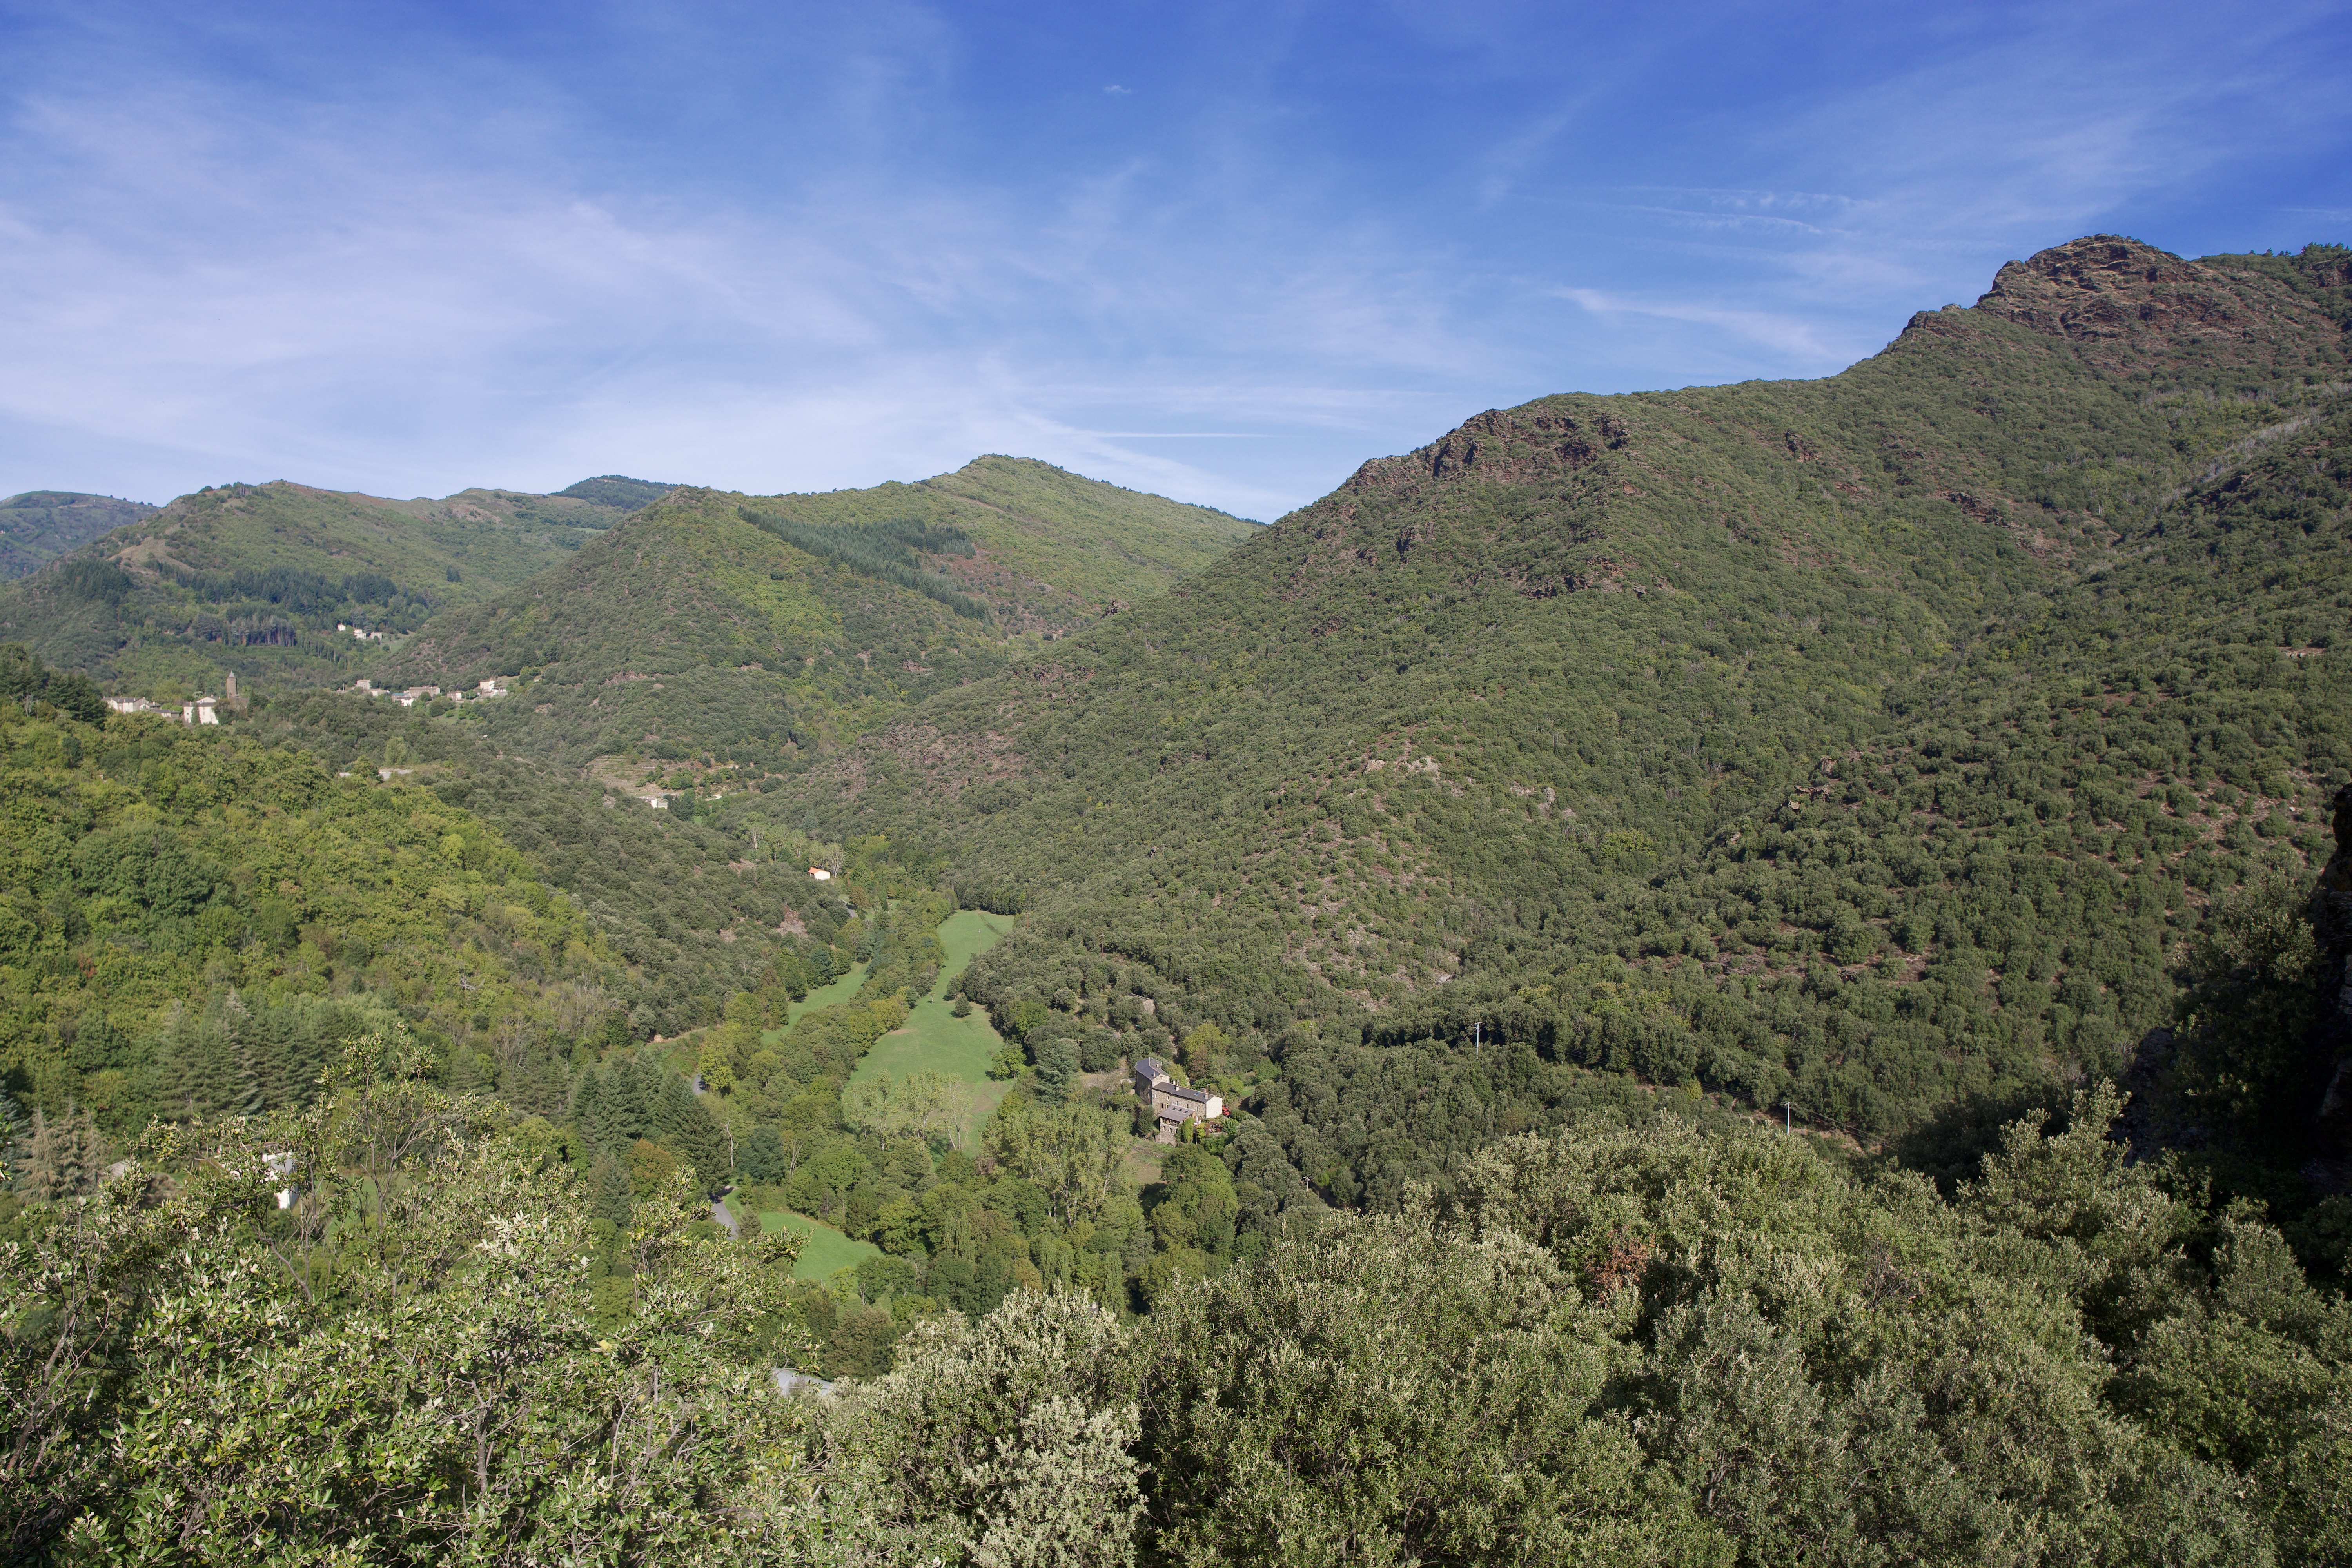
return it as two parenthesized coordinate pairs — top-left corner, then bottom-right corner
(739, 506), (991, 620)
(58, 557), (132, 605)
(555, 474), (678, 510)
(0, 490), (155, 581)
(0, 641), (104, 722)
(766, 239), (2352, 1220)
(738, 1122), (788, 1183)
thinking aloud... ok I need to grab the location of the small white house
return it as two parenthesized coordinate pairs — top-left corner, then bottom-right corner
(808, 867), (833, 881)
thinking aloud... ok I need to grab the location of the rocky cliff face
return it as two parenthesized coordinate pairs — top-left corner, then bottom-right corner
(1973, 234), (2350, 377)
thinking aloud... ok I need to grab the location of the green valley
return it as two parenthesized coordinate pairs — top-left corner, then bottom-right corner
(7, 237), (2352, 1568)
(761, 239), (2352, 1188)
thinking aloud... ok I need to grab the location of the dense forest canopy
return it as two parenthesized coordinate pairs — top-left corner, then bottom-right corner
(4, 235), (2352, 1565)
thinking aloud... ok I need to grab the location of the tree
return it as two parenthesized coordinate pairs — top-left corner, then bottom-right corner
(985, 1100), (1126, 1229)
(819, 1290), (1143, 1567)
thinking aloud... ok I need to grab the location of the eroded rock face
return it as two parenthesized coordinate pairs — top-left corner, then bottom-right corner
(1974, 234), (2343, 376)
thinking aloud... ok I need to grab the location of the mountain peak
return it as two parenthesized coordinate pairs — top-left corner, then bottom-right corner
(1971, 233), (2348, 376)
(555, 475), (679, 510)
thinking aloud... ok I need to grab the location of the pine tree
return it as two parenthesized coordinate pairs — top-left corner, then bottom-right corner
(571, 1073), (606, 1153)
(19, 1103), (106, 1201)
(588, 1150), (633, 1228)
(68, 1107), (103, 1192)
(655, 1071), (730, 1191)
(217, 991), (265, 1119)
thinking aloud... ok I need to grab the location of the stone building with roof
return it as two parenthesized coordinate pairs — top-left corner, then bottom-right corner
(1131, 1056), (1223, 1143)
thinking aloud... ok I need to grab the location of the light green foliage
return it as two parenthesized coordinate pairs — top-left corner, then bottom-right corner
(1143, 1217), (1711, 1566)
(244, 686), (849, 1037)
(984, 1099), (1126, 1229)
(819, 1289), (1144, 1568)
(0, 1035), (808, 1564)
(0, 687), (634, 1133)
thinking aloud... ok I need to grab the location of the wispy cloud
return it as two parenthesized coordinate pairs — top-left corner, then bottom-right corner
(0, 0), (2343, 517)
(1555, 288), (1838, 362)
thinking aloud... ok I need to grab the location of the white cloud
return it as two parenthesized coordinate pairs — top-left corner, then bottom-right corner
(0, 0), (2344, 517)
(1555, 287), (1840, 363)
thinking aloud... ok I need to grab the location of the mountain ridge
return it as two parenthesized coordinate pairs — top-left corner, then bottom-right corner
(359, 457), (1259, 786)
(0, 490), (159, 580)
(747, 235), (2350, 1158)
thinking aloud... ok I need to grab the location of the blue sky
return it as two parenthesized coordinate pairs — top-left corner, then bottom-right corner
(2, 0), (2347, 520)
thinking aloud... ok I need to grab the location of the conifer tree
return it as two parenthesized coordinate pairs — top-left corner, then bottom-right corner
(588, 1149), (633, 1227)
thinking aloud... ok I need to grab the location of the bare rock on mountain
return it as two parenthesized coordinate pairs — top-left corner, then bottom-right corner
(1975, 234), (2346, 376)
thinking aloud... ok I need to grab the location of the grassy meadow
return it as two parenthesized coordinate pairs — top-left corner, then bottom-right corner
(849, 909), (1018, 1143)
(751, 1205), (883, 1281)
(783, 960), (868, 1025)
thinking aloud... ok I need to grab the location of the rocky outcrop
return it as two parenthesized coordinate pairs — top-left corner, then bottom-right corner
(1974, 234), (2348, 378)
(1343, 405), (1628, 498)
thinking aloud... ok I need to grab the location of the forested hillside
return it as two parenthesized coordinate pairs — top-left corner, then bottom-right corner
(0, 492), (156, 581)
(764, 239), (2352, 1180)
(0, 478), (653, 693)
(366, 458), (1257, 780)
(5, 236), (2352, 1567)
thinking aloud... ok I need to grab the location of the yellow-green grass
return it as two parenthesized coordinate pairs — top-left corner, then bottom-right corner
(848, 909), (1018, 1143)
(927, 909), (1016, 1000)
(767, 962), (869, 1040)
(757, 1208), (882, 1281)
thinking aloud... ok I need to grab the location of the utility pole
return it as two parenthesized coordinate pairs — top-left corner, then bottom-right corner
(1781, 1100), (1795, 1135)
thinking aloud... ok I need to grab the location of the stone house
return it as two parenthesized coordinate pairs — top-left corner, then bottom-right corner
(1132, 1056), (1223, 1143)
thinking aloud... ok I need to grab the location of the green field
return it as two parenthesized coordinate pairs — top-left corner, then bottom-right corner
(755, 1207), (882, 1281)
(927, 909), (1015, 1000)
(848, 910), (1018, 1143)
(779, 961), (868, 1029)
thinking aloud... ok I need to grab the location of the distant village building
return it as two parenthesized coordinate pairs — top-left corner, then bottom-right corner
(105, 694), (226, 726)
(808, 867), (833, 881)
(1132, 1056), (1223, 1143)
